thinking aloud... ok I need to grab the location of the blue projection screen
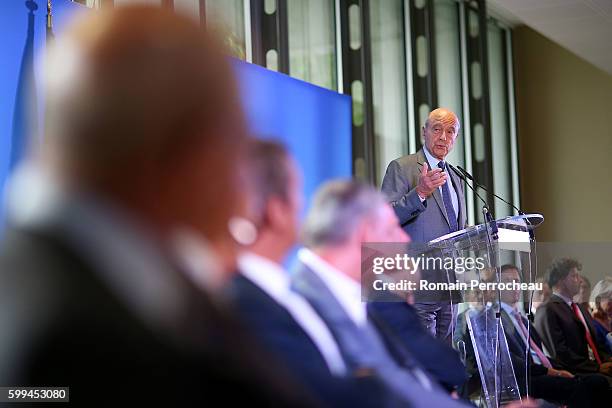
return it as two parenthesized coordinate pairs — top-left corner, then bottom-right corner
(233, 60), (352, 208)
(1, 2), (351, 230)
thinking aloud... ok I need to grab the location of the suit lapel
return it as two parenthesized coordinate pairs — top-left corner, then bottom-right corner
(368, 307), (421, 370)
(501, 308), (540, 365)
(551, 294), (583, 326)
(577, 303), (600, 341)
(291, 262), (378, 372)
(291, 262), (359, 336)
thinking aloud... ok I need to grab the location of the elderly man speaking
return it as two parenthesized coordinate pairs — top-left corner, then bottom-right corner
(381, 108), (467, 344)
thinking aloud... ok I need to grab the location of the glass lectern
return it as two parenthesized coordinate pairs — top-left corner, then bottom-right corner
(425, 213), (544, 407)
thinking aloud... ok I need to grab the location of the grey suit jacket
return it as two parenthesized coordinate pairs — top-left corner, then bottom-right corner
(291, 261), (469, 408)
(381, 149), (467, 243)
(381, 150), (467, 301)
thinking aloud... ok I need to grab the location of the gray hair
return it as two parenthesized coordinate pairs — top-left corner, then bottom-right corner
(301, 180), (387, 248)
(590, 277), (612, 304)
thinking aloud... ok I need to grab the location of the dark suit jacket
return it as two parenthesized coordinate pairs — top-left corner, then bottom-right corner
(367, 299), (468, 390)
(228, 274), (399, 407)
(0, 227), (313, 406)
(499, 308), (550, 378)
(501, 309), (612, 406)
(535, 294), (611, 373)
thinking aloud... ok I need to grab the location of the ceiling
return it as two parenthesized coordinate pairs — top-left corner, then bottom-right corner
(487, 0), (612, 75)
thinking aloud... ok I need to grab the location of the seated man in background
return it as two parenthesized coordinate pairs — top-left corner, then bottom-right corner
(0, 6), (312, 405)
(535, 258), (612, 378)
(228, 140), (400, 407)
(292, 180), (470, 408)
(499, 265), (609, 406)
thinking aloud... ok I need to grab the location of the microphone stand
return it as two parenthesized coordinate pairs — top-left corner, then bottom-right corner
(450, 163), (535, 402)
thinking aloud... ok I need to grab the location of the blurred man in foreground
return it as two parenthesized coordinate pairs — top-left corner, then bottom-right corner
(0, 7), (310, 405)
(292, 180), (469, 408)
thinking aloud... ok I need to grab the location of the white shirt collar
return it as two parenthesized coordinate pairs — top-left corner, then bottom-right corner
(423, 146), (444, 169)
(239, 251), (348, 376)
(553, 291), (573, 306)
(298, 247), (366, 326)
(238, 251), (290, 299)
(501, 302), (519, 316)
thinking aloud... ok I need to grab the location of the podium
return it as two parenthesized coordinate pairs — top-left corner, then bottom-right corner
(424, 213), (544, 407)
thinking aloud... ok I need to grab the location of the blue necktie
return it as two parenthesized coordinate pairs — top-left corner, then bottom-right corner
(437, 161), (458, 232)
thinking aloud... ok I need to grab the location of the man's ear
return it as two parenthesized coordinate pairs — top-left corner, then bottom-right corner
(357, 218), (374, 244)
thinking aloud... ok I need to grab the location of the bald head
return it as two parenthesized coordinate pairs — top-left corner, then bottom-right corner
(42, 6), (249, 265)
(422, 108), (460, 160)
(424, 108), (459, 130)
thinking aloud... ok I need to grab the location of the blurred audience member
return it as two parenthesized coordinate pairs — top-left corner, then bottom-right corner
(0, 7), (311, 405)
(574, 274), (592, 312)
(293, 180), (469, 408)
(590, 277), (612, 354)
(499, 265), (609, 407)
(530, 274), (551, 314)
(228, 140), (397, 406)
(535, 258), (612, 378)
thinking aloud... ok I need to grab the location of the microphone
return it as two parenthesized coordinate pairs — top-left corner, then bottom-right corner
(445, 163), (490, 213)
(455, 165), (523, 215)
(446, 163), (497, 230)
(454, 165), (536, 243)
(417, 160), (494, 224)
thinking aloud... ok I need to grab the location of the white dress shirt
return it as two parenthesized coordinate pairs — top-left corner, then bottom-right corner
(501, 302), (544, 365)
(297, 248), (367, 327)
(238, 252), (347, 376)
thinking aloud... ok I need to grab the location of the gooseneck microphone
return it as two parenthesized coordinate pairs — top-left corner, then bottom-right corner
(445, 163), (490, 213)
(454, 165), (523, 215)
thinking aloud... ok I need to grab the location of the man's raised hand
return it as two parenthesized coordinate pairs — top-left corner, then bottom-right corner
(416, 162), (447, 199)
